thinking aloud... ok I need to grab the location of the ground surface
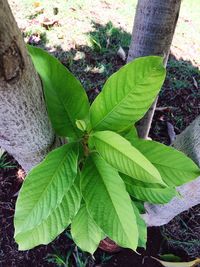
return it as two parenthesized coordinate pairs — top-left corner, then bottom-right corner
(1, 0), (200, 266)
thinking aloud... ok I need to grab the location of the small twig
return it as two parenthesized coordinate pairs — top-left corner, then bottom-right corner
(167, 122), (176, 145)
(156, 106), (176, 111)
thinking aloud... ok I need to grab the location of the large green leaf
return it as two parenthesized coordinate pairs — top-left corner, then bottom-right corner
(14, 143), (78, 235)
(122, 174), (177, 204)
(15, 179), (81, 250)
(91, 131), (165, 185)
(132, 202), (147, 248)
(71, 204), (104, 254)
(28, 45), (90, 138)
(81, 154), (138, 250)
(90, 56), (166, 132)
(129, 138), (200, 186)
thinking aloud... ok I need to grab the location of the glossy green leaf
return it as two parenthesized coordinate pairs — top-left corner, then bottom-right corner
(90, 56), (166, 132)
(71, 205), (104, 254)
(14, 143), (78, 235)
(132, 202), (147, 248)
(91, 131), (165, 185)
(129, 138), (200, 186)
(122, 174), (177, 204)
(15, 179), (81, 250)
(28, 45), (90, 138)
(81, 154), (138, 250)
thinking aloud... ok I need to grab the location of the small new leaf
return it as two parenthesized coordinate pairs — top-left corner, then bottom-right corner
(76, 120), (87, 132)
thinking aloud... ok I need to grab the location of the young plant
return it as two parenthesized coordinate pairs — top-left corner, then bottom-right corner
(14, 46), (200, 254)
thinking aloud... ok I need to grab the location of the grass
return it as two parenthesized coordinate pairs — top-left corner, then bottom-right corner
(9, 0), (200, 65)
(45, 231), (112, 267)
(8, 0), (200, 97)
(0, 153), (16, 169)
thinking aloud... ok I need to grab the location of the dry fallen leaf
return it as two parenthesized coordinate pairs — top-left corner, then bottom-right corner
(192, 77), (198, 89)
(167, 121), (176, 144)
(33, 1), (41, 8)
(117, 46), (126, 61)
(152, 256), (200, 267)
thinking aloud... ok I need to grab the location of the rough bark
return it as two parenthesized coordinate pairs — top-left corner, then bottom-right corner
(174, 116), (200, 167)
(0, 0), (59, 172)
(127, 0), (181, 139)
(143, 116), (200, 226)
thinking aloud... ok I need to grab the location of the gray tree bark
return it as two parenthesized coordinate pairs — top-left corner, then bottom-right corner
(127, 0), (200, 227)
(0, 0), (59, 172)
(127, 0), (181, 139)
(143, 116), (200, 226)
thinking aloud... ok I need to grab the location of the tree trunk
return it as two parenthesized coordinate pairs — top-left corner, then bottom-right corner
(0, 0), (59, 172)
(143, 116), (200, 226)
(127, 0), (181, 139)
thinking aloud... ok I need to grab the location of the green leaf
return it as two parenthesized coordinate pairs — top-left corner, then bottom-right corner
(122, 174), (177, 204)
(91, 131), (165, 185)
(75, 120), (87, 132)
(132, 200), (145, 214)
(71, 205), (104, 254)
(132, 202), (147, 248)
(28, 45), (90, 138)
(14, 143), (78, 235)
(129, 138), (200, 186)
(81, 154), (138, 250)
(123, 126), (138, 141)
(90, 56), (166, 132)
(159, 254), (181, 262)
(15, 179), (81, 250)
